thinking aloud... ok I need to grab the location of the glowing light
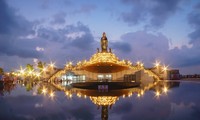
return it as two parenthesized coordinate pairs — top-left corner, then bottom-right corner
(69, 62), (72, 65)
(84, 95), (87, 99)
(20, 70), (25, 75)
(49, 62), (55, 68)
(77, 93), (81, 98)
(49, 91), (55, 98)
(162, 65), (168, 71)
(42, 87), (47, 95)
(19, 67), (25, 75)
(122, 94), (125, 98)
(141, 90), (144, 95)
(163, 86), (168, 93)
(137, 94), (141, 97)
(127, 60), (132, 65)
(65, 91), (69, 96)
(136, 61), (143, 67)
(154, 61), (160, 67)
(155, 91), (160, 97)
(42, 67), (47, 72)
(128, 92), (132, 97)
(28, 70), (33, 75)
(69, 94), (72, 98)
(65, 91), (72, 98)
(35, 72), (40, 77)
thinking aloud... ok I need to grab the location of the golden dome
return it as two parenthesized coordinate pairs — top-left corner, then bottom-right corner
(81, 52), (131, 73)
(89, 52), (119, 63)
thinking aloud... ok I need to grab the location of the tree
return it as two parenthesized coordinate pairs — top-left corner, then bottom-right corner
(37, 61), (46, 72)
(26, 64), (34, 71)
(0, 67), (4, 75)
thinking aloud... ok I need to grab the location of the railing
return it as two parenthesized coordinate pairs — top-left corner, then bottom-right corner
(144, 69), (160, 81)
(48, 69), (65, 82)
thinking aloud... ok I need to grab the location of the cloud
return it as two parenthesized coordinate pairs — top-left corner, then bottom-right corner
(108, 92), (172, 120)
(111, 101), (132, 114)
(40, 0), (50, 9)
(36, 46), (44, 51)
(37, 22), (96, 50)
(37, 27), (63, 42)
(165, 82), (200, 120)
(167, 103), (200, 120)
(37, 22), (95, 47)
(116, 94), (200, 120)
(149, 0), (183, 27)
(72, 4), (97, 14)
(35, 103), (43, 108)
(116, 31), (169, 65)
(50, 12), (67, 25)
(120, 0), (185, 28)
(162, 2), (200, 72)
(0, 94), (97, 120)
(168, 46), (200, 68)
(0, 37), (43, 58)
(67, 25), (95, 50)
(0, 0), (43, 58)
(110, 84), (200, 120)
(69, 105), (95, 120)
(66, 31), (85, 39)
(112, 30), (200, 74)
(188, 2), (200, 47)
(110, 41), (132, 53)
(0, 18), (96, 70)
(33, 22), (97, 68)
(0, 0), (17, 34)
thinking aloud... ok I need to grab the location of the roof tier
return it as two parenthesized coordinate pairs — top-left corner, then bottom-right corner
(81, 52), (131, 73)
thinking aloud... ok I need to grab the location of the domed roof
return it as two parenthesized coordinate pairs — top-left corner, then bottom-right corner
(81, 52), (131, 73)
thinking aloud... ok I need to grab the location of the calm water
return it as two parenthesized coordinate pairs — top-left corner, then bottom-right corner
(0, 80), (200, 120)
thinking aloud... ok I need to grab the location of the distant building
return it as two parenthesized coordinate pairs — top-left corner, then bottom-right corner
(167, 69), (180, 80)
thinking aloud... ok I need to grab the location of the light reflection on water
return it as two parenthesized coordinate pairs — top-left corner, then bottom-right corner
(0, 80), (200, 120)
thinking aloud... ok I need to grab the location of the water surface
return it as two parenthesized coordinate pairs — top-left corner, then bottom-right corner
(0, 81), (200, 120)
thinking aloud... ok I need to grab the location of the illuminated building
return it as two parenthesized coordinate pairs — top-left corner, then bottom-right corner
(48, 32), (160, 83)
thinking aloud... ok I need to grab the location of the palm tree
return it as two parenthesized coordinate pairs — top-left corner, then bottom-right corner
(26, 64), (34, 78)
(26, 64), (34, 71)
(37, 61), (46, 72)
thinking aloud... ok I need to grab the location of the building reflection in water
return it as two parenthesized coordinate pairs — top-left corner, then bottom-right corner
(0, 79), (179, 120)
(50, 80), (180, 120)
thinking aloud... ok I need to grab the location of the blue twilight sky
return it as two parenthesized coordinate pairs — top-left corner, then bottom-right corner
(0, 0), (200, 74)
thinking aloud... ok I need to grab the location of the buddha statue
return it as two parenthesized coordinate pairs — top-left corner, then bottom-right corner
(101, 32), (108, 52)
